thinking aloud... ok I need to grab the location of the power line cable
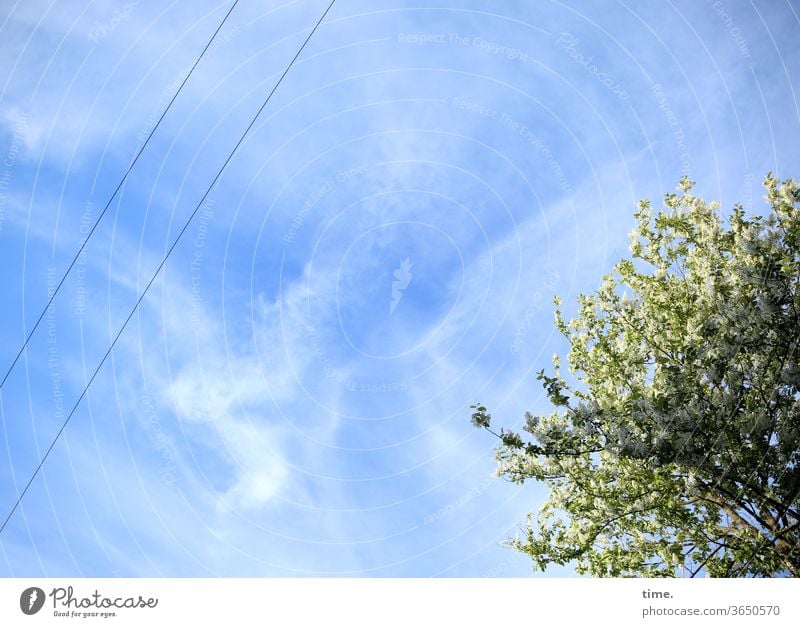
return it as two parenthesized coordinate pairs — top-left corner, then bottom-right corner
(0, 0), (337, 537)
(0, 0), (240, 392)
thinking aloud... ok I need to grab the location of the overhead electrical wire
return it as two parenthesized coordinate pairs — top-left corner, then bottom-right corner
(0, 0), (337, 535)
(0, 0), (240, 392)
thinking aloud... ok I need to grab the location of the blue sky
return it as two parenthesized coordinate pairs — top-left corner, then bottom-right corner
(0, 0), (798, 577)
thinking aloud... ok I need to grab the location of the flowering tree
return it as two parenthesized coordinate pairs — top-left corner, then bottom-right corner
(473, 175), (800, 576)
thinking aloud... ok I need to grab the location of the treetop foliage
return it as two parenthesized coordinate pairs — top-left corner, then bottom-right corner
(473, 174), (800, 576)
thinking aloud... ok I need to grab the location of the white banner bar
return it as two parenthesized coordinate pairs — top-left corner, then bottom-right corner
(1, 578), (798, 626)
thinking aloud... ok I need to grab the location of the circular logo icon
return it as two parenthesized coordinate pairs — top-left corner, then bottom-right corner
(20, 587), (45, 615)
